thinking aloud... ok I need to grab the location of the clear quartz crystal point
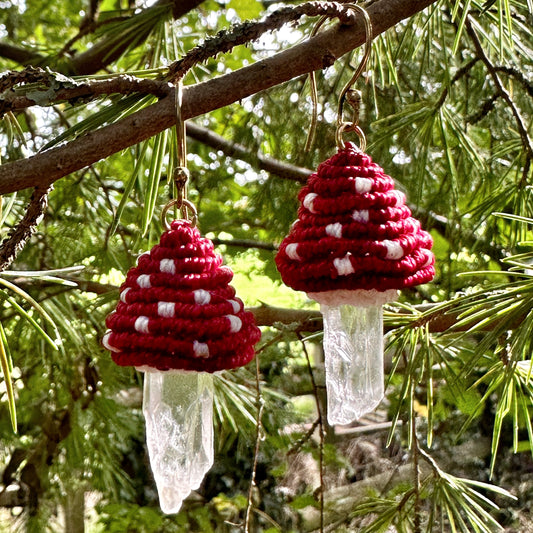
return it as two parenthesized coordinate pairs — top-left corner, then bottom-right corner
(321, 304), (384, 425)
(142, 370), (214, 514)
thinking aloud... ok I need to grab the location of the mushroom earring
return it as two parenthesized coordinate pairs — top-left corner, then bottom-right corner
(276, 144), (434, 424)
(103, 83), (261, 513)
(275, 5), (435, 426)
(103, 219), (260, 512)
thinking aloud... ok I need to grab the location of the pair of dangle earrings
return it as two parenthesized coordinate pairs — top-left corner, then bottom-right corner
(102, 2), (435, 515)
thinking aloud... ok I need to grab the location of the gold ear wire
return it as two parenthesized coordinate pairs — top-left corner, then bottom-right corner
(162, 80), (198, 230)
(336, 4), (372, 151)
(304, 3), (373, 153)
(175, 79), (187, 171)
(304, 13), (327, 153)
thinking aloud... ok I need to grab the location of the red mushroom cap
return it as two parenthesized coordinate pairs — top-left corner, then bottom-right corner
(103, 220), (261, 372)
(275, 143), (435, 298)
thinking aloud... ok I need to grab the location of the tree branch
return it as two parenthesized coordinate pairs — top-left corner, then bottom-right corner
(250, 303), (322, 331)
(0, 185), (51, 272)
(211, 237), (278, 251)
(11, 274), (519, 338)
(493, 65), (533, 98)
(0, 0), (205, 76)
(187, 122), (310, 183)
(69, 0), (205, 75)
(167, 1), (361, 82)
(0, 43), (43, 66)
(0, 0), (438, 196)
(465, 17), (533, 161)
(434, 58), (480, 109)
(0, 68), (171, 117)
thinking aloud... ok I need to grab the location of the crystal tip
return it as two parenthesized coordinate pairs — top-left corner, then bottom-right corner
(157, 485), (191, 514)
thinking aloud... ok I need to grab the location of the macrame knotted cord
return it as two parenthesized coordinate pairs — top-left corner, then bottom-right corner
(275, 142), (435, 296)
(104, 219), (261, 372)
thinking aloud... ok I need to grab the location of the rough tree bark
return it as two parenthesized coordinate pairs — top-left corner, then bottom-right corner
(0, 0), (438, 195)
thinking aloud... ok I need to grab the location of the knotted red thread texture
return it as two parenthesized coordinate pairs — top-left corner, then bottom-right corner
(103, 220), (261, 372)
(275, 143), (435, 294)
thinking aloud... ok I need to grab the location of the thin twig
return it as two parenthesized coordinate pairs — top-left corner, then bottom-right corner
(244, 352), (264, 532)
(168, 1), (359, 82)
(297, 333), (325, 533)
(248, 507), (283, 530)
(287, 419), (321, 456)
(186, 122), (311, 183)
(434, 58), (480, 109)
(0, 185), (51, 272)
(411, 412), (421, 533)
(465, 17), (533, 161)
(493, 65), (533, 97)
(0, 67), (171, 117)
(466, 93), (500, 124)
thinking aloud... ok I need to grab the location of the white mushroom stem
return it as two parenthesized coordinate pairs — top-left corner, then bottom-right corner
(138, 368), (214, 514)
(308, 289), (398, 426)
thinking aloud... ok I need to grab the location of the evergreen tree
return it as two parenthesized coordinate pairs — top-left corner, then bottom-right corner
(0, 0), (532, 531)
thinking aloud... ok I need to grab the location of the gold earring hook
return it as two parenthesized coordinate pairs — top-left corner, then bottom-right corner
(304, 14), (328, 153)
(336, 4), (372, 151)
(162, 80), (197, 230)
(175, 80), (187, 170)
(305, 3), (373, 153)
